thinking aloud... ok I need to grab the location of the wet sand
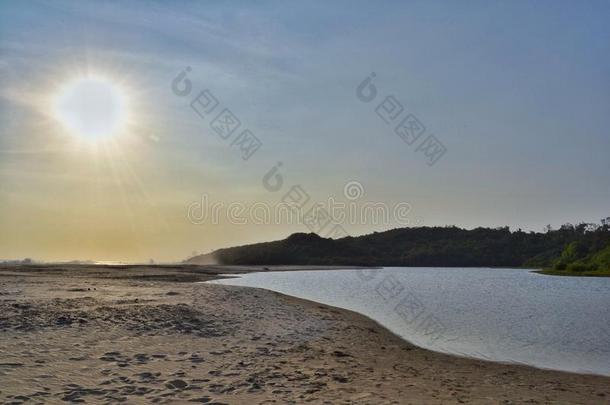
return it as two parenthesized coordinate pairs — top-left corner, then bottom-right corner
(0, 264), (609, 404)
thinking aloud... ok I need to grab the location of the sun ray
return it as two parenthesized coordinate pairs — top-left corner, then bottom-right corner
(107, 139), (173, 235)
(101, 141), (142, 253)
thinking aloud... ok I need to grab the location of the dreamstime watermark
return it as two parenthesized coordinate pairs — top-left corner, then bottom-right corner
(187, 181), (416, 229)
(356, 72), (447, 166)
(171, 67), (424, 239)
(171, 66), (349, 238)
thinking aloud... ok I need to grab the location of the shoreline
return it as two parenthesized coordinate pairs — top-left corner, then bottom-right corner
(9, 262), (610, 278)
(535, 269), (610, 277)
(222, 282), (610, 379)
(1, 264), (609, 403)
(206, 268), (610, 378)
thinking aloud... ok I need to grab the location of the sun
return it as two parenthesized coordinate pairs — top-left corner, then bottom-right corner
(53, 77), (128, 140)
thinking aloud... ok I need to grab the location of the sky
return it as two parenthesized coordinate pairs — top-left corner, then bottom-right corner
(0, 0), (609, 262)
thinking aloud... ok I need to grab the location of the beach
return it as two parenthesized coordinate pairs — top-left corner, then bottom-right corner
(1, 265), (609, 404)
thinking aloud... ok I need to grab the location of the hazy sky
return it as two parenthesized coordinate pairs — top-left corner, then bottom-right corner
(1, 0), (609, 262)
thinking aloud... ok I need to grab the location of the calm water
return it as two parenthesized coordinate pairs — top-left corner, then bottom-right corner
(208, 267), (610, 375)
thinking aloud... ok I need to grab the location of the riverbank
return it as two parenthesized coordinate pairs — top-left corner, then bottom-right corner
(1, 264), (609, 404)
(537, 268), (610, 277)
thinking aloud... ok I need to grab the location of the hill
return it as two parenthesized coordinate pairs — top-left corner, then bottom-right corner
(185, 220), (610, 274)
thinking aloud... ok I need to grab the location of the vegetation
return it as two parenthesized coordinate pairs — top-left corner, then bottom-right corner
(538, 221), (610, 276)
(186, 218), (610, 276)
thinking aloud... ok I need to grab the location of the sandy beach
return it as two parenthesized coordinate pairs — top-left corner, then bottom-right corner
(1, 265), (609, 404)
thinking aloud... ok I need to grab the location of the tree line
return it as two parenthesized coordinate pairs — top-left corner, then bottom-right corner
(186, 218), (610, 275)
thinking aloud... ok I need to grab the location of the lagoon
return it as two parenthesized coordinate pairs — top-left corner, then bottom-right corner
(208, 267), (610, 375)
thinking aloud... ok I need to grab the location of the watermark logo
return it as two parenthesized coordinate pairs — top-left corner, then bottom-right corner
(355, 269), (446, 344)
(171, 67), (262, 161)
(343, 180), (365, 201)
(356, 72), (448, 166)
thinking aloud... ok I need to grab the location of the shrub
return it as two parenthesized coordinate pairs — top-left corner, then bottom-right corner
(568, 263), (598, 272)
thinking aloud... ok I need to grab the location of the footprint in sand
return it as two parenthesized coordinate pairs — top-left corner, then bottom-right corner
(165, 379), (188, 390)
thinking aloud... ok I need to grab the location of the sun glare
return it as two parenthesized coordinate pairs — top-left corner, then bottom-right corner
(54, 77), (128, 140)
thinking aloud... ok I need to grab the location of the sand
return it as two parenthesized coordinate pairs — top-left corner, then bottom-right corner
(0, 264), (608, 404)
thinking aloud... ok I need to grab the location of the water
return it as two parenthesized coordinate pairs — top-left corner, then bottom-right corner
(208, 267), (610, 375)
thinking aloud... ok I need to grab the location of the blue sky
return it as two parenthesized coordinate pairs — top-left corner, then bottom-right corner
(1, 0), (609, 261)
